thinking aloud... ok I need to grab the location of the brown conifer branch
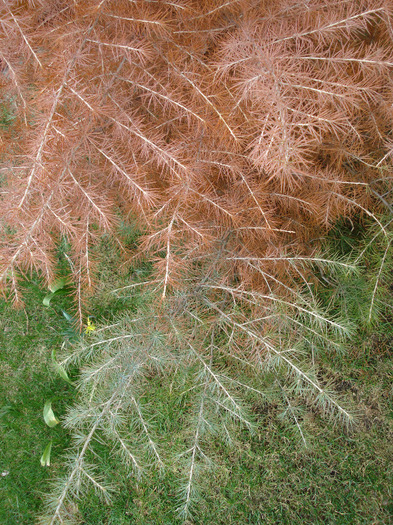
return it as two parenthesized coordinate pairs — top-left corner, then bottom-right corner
(0, 0), (392, 314)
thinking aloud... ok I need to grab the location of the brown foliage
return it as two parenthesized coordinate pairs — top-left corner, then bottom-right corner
(0, 0), (392, 311)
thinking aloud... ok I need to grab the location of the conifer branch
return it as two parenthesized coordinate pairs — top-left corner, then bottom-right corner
(1, 2), (391, 518)
(131, 395), (164, 467)
(204, 297), (353, 424)
(277, 380), (308, 448)
(368, 238), (391, 323)
(3, 3), (42, 68)
(180, 382), (208, 518)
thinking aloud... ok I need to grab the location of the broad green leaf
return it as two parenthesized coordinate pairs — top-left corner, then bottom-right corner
(43, 288), (67, 306)
(40, 441), (52, 467)
(43, 400), (59, 428)
(48, 277), (67, 293)
(51, 349), (73, 385)
(43, 292), (55, 306)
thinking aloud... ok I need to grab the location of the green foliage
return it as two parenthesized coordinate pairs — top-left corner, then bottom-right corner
(1, 219), (393, 524)
(0, 230), (393, 525)
(40, 442), (53, 468)
(43, 401), (60, 429)
(51, 349), (74, 386)
(319, 215), (393, 332)
(43, 278), (69, 307)
(32, 221), (392, 523)
(0, 279), (76, 524)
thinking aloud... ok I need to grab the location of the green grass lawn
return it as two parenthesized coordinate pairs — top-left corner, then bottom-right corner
(0, 234), (392, 524)
(0, 279), (76, 524)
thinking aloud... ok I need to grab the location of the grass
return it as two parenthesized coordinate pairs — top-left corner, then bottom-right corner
(0, 227), (393, 524)
(73, 365), (393, 524)
(0, 278), (76, 524)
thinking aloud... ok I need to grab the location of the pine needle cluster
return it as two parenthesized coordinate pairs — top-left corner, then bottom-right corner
(0, 0), (392, 313)
(41, 261), (356, 523)
(0, 0), (393, 521)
